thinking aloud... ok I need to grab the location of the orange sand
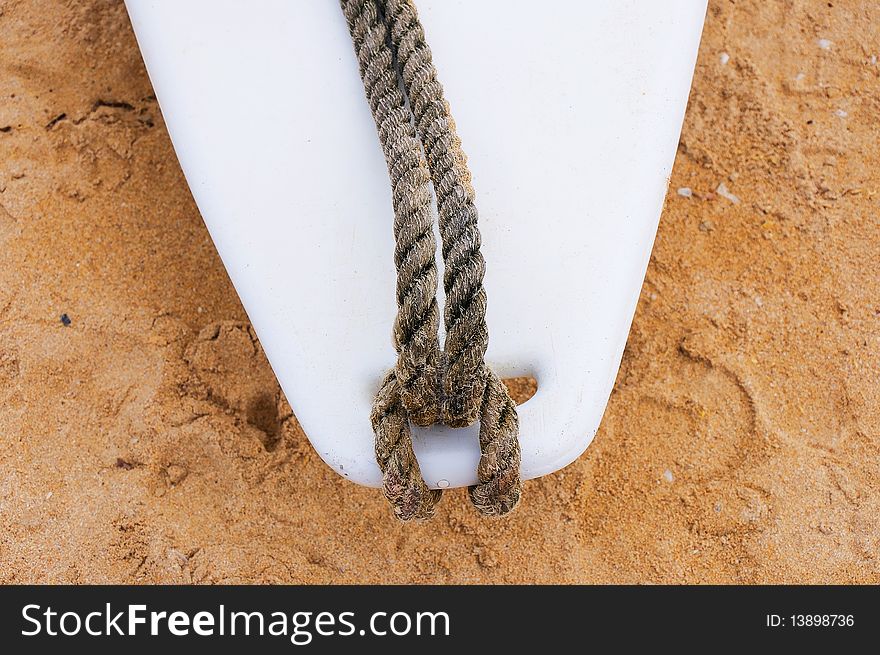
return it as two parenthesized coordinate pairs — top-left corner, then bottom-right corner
(1, 0), (878, 583)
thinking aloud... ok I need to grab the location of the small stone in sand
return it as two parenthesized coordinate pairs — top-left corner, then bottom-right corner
(817, 38), (832, 50)
(60, 313), (71, 326)
(716, 182), (741, 204)
(677, 187), (693, 198)
(663, 469), (674, 483)
(166, 464), (188, 486)
(835, 108), (848, 118)
(719, 52), (730, 65)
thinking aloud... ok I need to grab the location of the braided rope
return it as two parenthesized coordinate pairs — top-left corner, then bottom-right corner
(341, 0), (522, 520)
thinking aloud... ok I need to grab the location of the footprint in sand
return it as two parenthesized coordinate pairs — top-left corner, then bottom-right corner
(183, 321), (292, 452)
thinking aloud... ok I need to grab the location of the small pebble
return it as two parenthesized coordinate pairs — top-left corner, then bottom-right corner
(716, 182), (741, 204)
(870, 55), (877, 65)
(60, 313), (71, 326)
(834, 108), (848, 118)
(166, 464), (188, 486)
(677, 187), (693, 198)
(719, 52), (730, 65)
(699, 220), (715, 233)
(167, 548), (188, 567)
(663, 469), (674, 483)
(817, 38), (832, 50)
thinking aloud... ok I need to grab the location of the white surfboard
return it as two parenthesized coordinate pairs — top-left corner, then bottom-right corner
(124, 0), (707, 490)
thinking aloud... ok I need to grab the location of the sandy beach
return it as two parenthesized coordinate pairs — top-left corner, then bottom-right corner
(1, 0), (878, 583)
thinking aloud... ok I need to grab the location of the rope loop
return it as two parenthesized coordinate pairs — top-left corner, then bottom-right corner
(342, 0), (522, 520)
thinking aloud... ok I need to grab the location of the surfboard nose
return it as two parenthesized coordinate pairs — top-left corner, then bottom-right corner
(123, 0), (708, 489)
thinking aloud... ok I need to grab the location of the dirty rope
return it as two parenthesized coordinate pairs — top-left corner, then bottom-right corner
(341, 0), (522, 520)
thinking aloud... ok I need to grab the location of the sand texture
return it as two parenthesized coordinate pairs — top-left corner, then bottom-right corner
(1, 1), (879, 583)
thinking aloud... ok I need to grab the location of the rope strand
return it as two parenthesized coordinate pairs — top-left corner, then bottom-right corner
(341, 0), (522, 520)
(342, 0), (442, 520)
(341, 0), (442, 429)
(380, 0), (490, 429)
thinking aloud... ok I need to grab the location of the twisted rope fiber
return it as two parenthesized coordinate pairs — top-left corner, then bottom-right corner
(341, 0), (522, 519)
(377, 0), (521, 516)
(381, 0), (489, 429)
(341, 0), (442, 429)
(342, 0), (442, 521)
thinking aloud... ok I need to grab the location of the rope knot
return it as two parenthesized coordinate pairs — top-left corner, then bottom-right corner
(343, 0), (523, 521)
(372, 365), (522, 521)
